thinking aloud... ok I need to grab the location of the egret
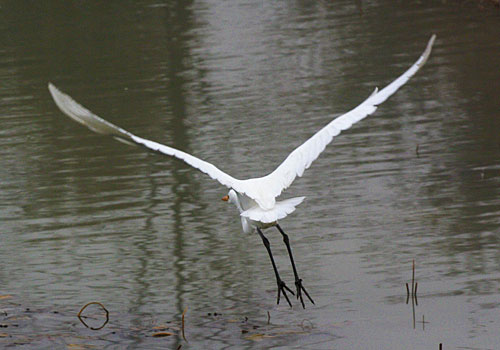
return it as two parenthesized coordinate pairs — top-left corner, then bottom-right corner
(48, 34), (435, 308)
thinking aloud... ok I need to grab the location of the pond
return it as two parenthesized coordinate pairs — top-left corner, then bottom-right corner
(1, 1), (500, 349)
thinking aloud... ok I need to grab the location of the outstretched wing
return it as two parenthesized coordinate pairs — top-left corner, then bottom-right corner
(48, 83), (244, 190)
(48, 34), (435, 211)
(246, 34), (436, 208)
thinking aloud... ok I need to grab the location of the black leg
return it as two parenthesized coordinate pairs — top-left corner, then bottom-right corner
(276, 224), (315, 308)
(256, 228), (294, 307)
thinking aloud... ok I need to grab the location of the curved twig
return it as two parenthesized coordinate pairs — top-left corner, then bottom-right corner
(77, 302), (109, 330)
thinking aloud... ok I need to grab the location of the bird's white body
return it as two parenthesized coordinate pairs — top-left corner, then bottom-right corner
(48, 35), (436, 233)
(226, 189), (305, 233)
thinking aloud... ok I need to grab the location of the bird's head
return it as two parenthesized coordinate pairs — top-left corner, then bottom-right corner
(221, 189), (238, 204)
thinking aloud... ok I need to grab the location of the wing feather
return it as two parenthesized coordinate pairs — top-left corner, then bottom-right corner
(250, 34), (436, 204)
(48, 83), (242, 191)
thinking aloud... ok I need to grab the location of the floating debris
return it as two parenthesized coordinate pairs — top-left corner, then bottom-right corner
(77, 302), (109, 331)
(300, 319), (314, 331)
(152, 332), (174, 337)
(244, 333), (271, 341)
(0, 295), (337, 348)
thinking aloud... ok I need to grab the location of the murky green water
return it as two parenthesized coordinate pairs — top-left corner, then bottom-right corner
(1, 1), (500, 349)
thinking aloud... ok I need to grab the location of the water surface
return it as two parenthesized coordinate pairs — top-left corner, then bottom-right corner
(1, 1), (500, 349)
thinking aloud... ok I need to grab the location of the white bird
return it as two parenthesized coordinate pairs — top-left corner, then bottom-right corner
(48, 34), (435, 308)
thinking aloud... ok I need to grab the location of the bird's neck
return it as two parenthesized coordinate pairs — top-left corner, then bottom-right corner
(233, 196), (244, 214)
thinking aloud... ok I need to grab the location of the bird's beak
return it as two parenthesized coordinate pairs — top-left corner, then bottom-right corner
(221, 195), (229, 202)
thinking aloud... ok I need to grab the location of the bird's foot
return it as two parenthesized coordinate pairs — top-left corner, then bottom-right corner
(295, 278), (315, 308)
(277, 279), (294, 307)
